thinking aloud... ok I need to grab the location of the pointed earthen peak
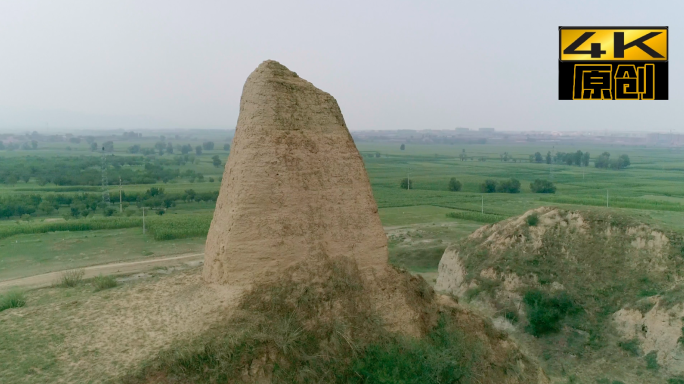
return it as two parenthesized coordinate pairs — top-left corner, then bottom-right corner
(203, 60), (387, 284)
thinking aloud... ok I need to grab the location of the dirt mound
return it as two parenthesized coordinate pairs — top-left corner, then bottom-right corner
(204, 60), (387, 285)
(436, 206), (684, 381)
(191, 61), (548, 383)
(126, 256), (549, 384)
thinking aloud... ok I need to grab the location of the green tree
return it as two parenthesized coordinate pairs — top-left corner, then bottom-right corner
(530, 179), (556, 193)
(619, 154), (631, 168)
(480, 179), (497, 193)
(564, 153), (574, 166)
(155, 141), (166, 155)
(0, 141), (4, 150)
(224, 143), (231, 151)
(400, 178), (413, 190)
(38, 201), (55, 215)
(375, 152), (381, 158)
(573, 150), (583, 166)
(202, 141), (215, 150)
(459, 149), (466, 161)
(595, 152), (611, 168)
(496, 178), (521, 193)
(212, 155), (222, 168)
(546, 151), (552, 164)
(184, 189), (196, 201)
(128, 145), (140, 154)
(448, 178), (462, 191)
(534, 152), (543, 163)
(31, 140), (38, 149)
(195, 145), (203, 155)
(90, 142), (98, 151)
(400, 144), (405, 150)
(181, 144), (192, 155)
(582, 152), (590, 167)
(103, 141), (114, 152)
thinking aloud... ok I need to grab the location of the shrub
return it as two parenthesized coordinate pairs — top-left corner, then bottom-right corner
(645, 351), (659, 370)
(496, 178), (521, 193)
(530, 179), (556, 193)
(668, 377), (684, 384)
(350, 316), (476, 383)
(448, 178), (462, 192)
(92, 274), (118, 291)
(618, 338), (642, 356)
(0, 290), (26, 312)
(526, 213), (539, 226)
(60, 269), (85, 287)
(523, 289), (580, 336)
(479, 179), (497, 193)
(400, 177), (413, 190)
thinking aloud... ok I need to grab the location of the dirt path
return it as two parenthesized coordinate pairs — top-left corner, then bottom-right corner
(0, 252), (204, 291)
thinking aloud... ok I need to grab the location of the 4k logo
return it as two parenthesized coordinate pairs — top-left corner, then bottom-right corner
(559, 27), (668, 100)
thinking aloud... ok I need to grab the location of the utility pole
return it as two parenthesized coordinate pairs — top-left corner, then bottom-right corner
(550, 145), (555, 181)
(142, 207), (146, 234)
(407, 171), (410, 191)
(481, 195), (484, 214)
(119, 177), (122, 213)
(101, 148), (110, 205)
(606, 190), (609, 208)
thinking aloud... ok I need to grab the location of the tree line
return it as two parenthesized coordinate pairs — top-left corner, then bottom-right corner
(128, 141), (230, 156)
(528, 150), (630, 169)
(0, 155), (219, 186)
(0, 188), (220, 220)
(400, 177), (556, 194)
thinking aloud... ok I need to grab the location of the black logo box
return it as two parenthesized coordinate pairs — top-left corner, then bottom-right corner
(558, 61), (668, 100)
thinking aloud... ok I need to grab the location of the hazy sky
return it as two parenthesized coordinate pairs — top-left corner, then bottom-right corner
(0, 0), (681, 132)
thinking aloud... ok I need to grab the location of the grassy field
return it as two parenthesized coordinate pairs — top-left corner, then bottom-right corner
(0, 228), (205, 280)
(1, 139), (684, 281)
(3, 135), (684, 383)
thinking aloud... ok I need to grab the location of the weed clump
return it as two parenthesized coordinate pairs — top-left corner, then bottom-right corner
(618, 338), (642, 356)
(92, 274), (118, 291)
(523, 289), (580, 336)
(645, 350), (659, 370)
(0, 290), (26, 312)
(526, 213), (539, 226)
(59, 269), (85, 287)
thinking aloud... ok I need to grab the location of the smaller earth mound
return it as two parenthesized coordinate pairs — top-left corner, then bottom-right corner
(436, 207), (684, 382)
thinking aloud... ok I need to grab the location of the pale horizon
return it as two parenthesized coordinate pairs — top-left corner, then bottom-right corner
(1, 0), (682, 132)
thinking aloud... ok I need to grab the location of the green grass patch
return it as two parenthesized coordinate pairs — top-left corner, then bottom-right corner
(0, 290), (26, 312)
(91, 274), (118, 291)
(618, 338), (642, 357)
(146, 213), (212, 240)
(445, 211), (505, 223)
(0, 217), (142, 240)
(389, 245), (446, 272)
(523, 289), (581, 337)
(645, 350), (659, 370)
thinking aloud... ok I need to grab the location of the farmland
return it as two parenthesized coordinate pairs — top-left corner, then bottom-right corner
(1, 132), (683, 281)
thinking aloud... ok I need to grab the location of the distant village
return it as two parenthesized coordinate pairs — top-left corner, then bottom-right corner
(350, 127), (684, 147)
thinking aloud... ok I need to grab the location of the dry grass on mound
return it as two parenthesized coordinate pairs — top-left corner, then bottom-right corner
(122, 256), (545, 384)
